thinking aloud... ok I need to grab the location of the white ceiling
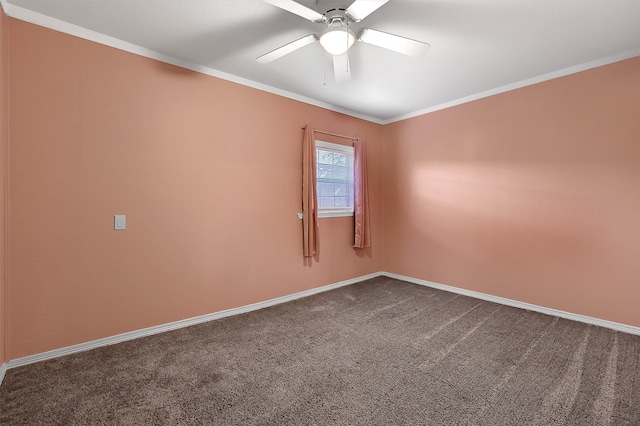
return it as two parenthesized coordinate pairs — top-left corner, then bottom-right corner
(3, 0), (640, 123)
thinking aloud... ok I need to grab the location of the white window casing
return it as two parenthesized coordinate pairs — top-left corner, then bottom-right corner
(315, 140), (355, 218)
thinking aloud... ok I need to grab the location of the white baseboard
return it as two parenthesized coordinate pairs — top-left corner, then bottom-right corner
(382, 272), (640, 336)
(0, 362), (6, 387)
(5, 272), (383, 370)
(4, 270), (639, 377)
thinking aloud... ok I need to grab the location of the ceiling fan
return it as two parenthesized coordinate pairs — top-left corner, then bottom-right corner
(257, 0), (430, 82)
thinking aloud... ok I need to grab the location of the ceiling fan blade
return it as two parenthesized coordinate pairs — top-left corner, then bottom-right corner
(357, 28), (430, 57)
(257, 34), (318, 63)
(346, 0), (389, 22)
(333, 53), (351, 83)
(263, 0), (325, 23)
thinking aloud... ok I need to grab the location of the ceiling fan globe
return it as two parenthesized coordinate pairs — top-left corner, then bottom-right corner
(319, 27), (356, 55)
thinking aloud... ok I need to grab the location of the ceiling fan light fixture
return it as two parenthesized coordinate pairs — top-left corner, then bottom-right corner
(319, 27), (356, 56)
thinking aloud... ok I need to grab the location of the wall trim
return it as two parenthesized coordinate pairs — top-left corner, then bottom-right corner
(0, 0), (383, 125)
(0, 362), (6, 387)
(2, 271), (640, 380)
(4, 272), (383, 370)
(382, 49), (640, 124)
(1, 1), (10, 393)
(1, 0), (638, 125)
(382, 272), (640, 336)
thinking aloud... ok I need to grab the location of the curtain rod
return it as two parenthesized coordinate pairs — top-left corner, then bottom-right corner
(302, 127), (358, 141)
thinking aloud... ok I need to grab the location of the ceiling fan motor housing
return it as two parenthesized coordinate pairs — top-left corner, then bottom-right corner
(317, 0), (352, 24)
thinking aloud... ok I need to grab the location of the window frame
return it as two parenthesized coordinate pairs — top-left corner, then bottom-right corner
(315, 140), (355, 219)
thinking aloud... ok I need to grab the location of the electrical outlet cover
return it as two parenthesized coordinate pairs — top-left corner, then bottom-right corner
(114, 215), (126, 230)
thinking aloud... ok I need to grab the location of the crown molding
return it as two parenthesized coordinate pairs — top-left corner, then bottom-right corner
(3, 0), (637, 126)
(382, 49), (640, 124)
(0, 0), (384, 124)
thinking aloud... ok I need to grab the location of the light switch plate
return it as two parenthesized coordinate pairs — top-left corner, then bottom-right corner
(114, 215), (126, 230)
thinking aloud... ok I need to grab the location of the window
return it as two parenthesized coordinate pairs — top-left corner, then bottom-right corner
(316, 140), (354, 218)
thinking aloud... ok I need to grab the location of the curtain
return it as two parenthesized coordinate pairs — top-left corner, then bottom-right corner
(302, 125), (320, 257)
(353, 137), (371, 248)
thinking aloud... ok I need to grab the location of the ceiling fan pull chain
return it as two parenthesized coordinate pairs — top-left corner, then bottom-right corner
(323, 67), (327, 86)
(345, 21), (350, 55)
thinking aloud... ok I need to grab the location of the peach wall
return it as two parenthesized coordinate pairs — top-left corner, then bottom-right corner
(3, 12), (639, 363)
(6, 18), (383, 359)
(0, 7), (7, 366)
(383, 57), (640, 327)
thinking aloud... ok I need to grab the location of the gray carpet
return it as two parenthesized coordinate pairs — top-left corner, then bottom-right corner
(1, 276), (639, 425)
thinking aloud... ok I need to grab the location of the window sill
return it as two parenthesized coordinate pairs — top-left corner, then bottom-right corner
(318, 211), (354, 219)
